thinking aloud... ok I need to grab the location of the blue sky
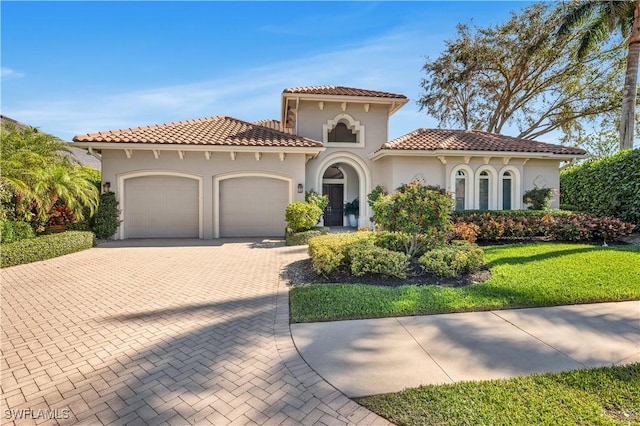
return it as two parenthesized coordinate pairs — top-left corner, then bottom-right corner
(2, 1), (535, 142)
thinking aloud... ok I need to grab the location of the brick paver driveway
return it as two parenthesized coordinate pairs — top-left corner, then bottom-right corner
(1, 239), (388, 425)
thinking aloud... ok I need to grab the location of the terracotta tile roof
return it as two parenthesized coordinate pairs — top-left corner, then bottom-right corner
(72, 116), (323, 148)
(253, 119), (293, 134)
(379, 128), (586, 156)
(283, 85), (407, 99)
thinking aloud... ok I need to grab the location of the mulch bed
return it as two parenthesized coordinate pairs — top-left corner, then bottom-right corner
(283, 258), (491, 288)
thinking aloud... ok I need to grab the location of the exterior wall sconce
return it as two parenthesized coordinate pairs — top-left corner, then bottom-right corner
(103, 182), (111, 193)
(297, 183), (304, 193)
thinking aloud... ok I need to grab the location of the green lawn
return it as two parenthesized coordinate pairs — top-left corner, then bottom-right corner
(289, 243), (640, 323)
(357, 363), (640, 426)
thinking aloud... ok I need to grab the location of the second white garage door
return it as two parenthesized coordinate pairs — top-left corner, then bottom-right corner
(124, 175), (199, 238)
(219, 176), (289, 237)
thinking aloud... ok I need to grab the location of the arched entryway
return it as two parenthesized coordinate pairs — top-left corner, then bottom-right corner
(315, 152), (371, 228)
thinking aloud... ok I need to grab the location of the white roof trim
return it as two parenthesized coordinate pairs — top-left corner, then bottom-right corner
(369, 149), (586, 162)
(71, 142), (324, 155)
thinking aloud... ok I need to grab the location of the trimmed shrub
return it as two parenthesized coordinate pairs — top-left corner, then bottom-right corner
(285, 227), (330, 246)
(452, 210), (634, 242)
(560, 149), (640, 226)
(307, 232), (373, 275)
(419, 244), (485, 278)
(448, 222), (479, 243)
(285, 202), (323, 233)
(523, 187), (554, 210)
(348, 243), (409, 279)
(0, 220), (35, 244)
(92, 192), (120, 239)
(1, 231), (95, 268)
(372, 181), (453, 257)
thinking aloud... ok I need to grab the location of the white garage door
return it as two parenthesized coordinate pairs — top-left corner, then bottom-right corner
(219, 177), (289, 237)
(124, 175), (199, 238)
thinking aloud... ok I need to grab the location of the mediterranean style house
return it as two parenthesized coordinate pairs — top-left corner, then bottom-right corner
(72, 85), (586, 239)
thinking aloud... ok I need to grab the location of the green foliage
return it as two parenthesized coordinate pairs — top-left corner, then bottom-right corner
(290, 243), (640, 323)
(1, 231), (95, 268)
(453, 210), (635, 242)
(348, 243), (409, 279)
(359, 364), (640, 426)
(419, 245), (485, 278)
(367, 185), (386, 208)
(285, 227), (330, 246)
(556, 1), (636, 149)
(522, 187), (554, 210)
(343, 198), (359, 217)
(560, 149), (640, 225)
(372, 181), (453, 257)
(373, 231), (440, 257)
(419, 2), (624, 141)
(92, 192), (121, 239)
(0, 122), (99, 228)
(307, 232), (373, 275)
(305, 190), (329, 212)
(0, 220), (35, 244)
(285, 201), (323, 233)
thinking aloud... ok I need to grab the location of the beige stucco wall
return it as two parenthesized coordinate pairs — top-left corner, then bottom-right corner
(297, 101), (391, 226)
(522, 159), (562, 208)
(101, 149), (308, 238)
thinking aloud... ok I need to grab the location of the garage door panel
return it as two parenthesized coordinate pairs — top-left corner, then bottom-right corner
(125, 175), (199, 238)
(220, 177), (288, 237)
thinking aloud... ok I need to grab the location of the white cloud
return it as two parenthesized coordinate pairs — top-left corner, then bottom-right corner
(1, 67), (25, 80)
(4, 26), (440, 141)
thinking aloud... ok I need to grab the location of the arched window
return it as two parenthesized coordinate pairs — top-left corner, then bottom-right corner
(478, 171), (490, 210)
(328, 122), (357, 143)
(455, 170), (467, 211)
(499, 166), (521, 210)
(502, 171), (512, 210)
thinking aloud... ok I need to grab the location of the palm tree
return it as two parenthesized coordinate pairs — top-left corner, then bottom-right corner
(558, 1), (639, 151)
(0, 122), (99, 226)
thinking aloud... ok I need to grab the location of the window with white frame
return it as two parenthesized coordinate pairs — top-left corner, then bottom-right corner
(454, 170), (467, 211)
(499, 167), (520, 210)
(322, 114), (365, 147)
(478, 171), (490, 210)
(501, 171), (513, 210)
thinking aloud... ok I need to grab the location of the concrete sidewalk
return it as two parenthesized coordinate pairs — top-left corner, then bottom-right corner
(291, 301), (640, 398)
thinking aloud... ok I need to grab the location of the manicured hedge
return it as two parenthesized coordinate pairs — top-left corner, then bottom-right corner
(285, 227), (330, 246)
(308, 232), (372, 274)
(452, 211), (635, 242)
(560, 149), (640, 226)
(1, 231), (95, 268)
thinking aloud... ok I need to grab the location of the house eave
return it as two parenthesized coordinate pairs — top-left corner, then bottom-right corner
(369, 149), (587, 162)
(281, 93), (408, 117)
(71, 141), (325, 156)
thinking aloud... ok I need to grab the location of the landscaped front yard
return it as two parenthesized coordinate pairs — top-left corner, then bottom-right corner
(290, 243), (640, 323)
(290, 242), (640, 425)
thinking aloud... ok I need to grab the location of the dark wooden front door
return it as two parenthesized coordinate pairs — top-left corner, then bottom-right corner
(322, 184), (344, 226)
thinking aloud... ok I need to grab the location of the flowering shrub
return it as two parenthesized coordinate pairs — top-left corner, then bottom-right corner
(371, 181), (453, 257)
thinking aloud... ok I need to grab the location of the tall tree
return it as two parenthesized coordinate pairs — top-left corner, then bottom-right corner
(557, 0), (639, 150)
(419, 2), (624, 142)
